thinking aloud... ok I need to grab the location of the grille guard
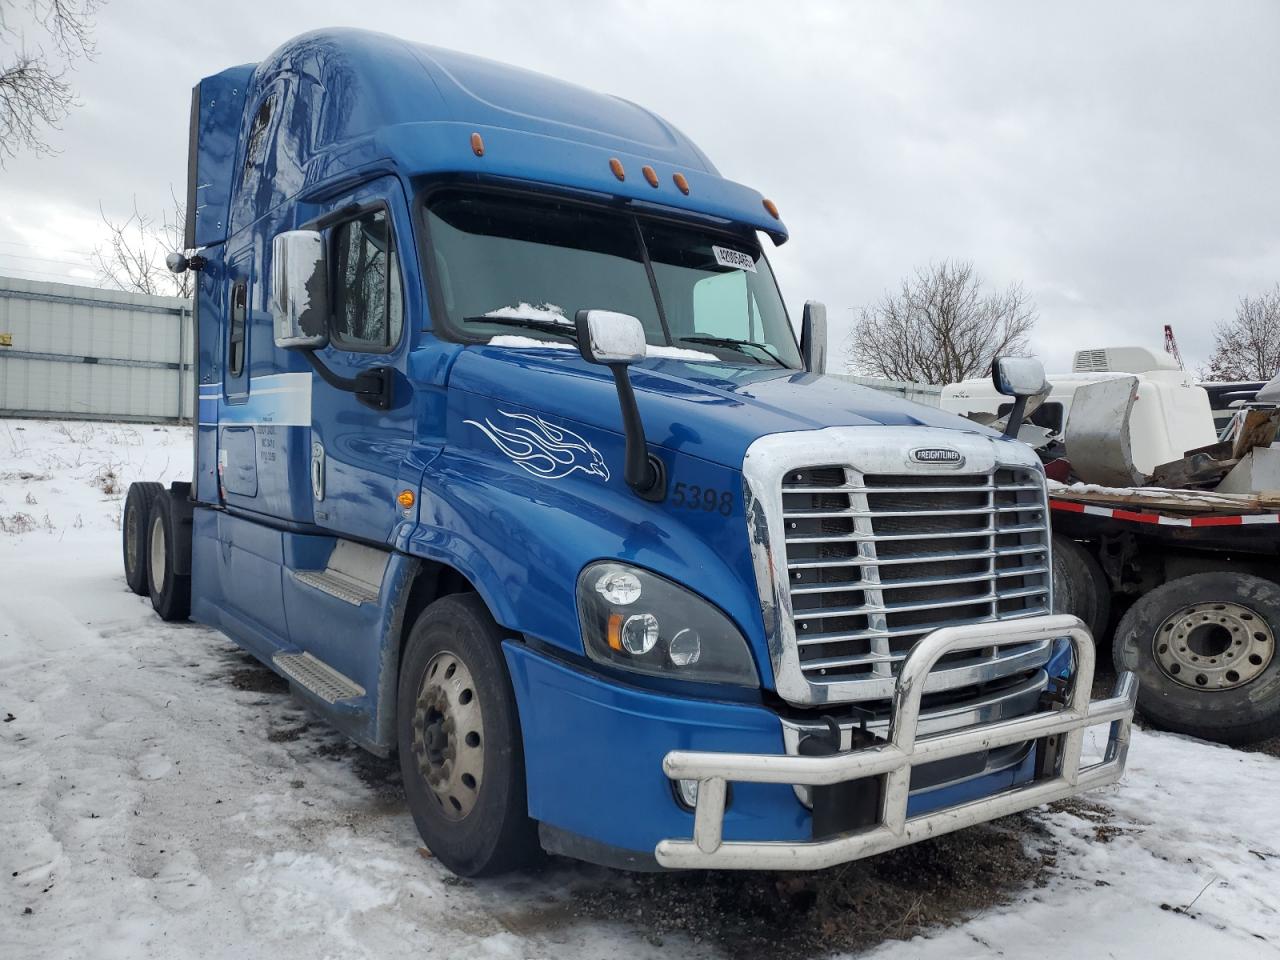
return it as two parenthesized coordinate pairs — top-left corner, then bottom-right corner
(654, 614), (1137, 870)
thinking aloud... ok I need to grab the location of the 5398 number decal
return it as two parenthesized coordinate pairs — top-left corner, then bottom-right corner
(671, 482), (734, 516)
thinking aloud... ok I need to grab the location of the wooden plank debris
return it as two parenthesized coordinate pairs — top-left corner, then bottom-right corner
(1048, 480), (1280, 515)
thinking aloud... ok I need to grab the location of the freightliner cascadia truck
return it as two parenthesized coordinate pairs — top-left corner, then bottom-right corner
(122, 28), (1137, 876)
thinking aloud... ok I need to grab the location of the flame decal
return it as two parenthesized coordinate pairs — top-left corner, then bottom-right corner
(465, 410), (610, 482)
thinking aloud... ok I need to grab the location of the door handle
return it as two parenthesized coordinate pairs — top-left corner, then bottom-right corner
(311, 440), (325, 501)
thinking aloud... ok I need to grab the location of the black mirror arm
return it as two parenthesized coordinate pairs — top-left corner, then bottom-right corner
(302, 349), (392, 411)
(608, 362), (666, 501)
(1002, 395), (1028, 438)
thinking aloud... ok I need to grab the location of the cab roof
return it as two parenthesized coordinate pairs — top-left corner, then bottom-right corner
(190, 29), (787, 248)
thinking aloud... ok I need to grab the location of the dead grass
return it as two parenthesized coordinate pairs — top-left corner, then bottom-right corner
(91, 463), (123, 496)
(0, 513), (37, 535)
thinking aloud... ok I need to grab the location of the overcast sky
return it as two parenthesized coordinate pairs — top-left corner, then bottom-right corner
(1, 0), (1277, 374)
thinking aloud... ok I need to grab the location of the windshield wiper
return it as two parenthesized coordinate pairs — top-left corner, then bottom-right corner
(463, 315), (578, 343)
(678, 335), (786, 366)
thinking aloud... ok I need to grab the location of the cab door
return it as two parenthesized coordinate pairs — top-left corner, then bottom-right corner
(309, 180), (417, 543)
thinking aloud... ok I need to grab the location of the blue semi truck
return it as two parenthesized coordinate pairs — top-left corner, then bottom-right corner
(122, 28), (1137, 876)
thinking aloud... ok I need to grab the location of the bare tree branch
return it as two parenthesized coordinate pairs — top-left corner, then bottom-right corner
(846, 259), (1038, 385)
(91, 191), (193, 298)
(0, 1), (102, 162)
(1199, 285), (1280, 381)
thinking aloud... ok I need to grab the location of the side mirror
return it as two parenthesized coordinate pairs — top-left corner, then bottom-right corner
(574, 309), (665, 501)
(991, 356), (1049, 438)
(800, 301), (827, 374)
(992, 356), (1048, 398)
(575, 309), (647, 365)
(270, 230), (329, 350)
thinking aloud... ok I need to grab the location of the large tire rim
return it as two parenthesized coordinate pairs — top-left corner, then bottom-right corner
(149, 512), (166, 591)
(412, 650), (484, 821)
(1154, 600), (1275, 691)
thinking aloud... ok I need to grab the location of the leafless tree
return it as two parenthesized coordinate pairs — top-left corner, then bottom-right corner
(1200, 285), (1280, 382)
(0, 1), (102, 162)
(847, 259), (1037, 385)
(91, 193), (192, 298)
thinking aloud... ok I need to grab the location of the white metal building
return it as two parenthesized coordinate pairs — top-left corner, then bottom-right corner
(0, 276), (193, 422)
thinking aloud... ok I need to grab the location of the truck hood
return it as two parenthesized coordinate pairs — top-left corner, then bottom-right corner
(449, 345), (994, 469)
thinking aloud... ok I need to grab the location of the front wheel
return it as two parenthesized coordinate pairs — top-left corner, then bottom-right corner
(1113, 572), (1280, 744)
(397, 593), (539, 876)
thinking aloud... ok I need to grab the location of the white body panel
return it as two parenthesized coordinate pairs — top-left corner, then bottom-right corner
(941, 370), (1216, 474)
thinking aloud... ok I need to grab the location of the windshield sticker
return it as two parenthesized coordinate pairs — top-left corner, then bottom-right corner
(465, 409), (610, 482)
(712, 245), (757, 273)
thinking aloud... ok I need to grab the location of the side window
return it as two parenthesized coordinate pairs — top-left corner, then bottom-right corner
(241, 96), (274, 189)
(229, 282), (247, 377)
(331, 210), (403, 351)
(692, 270), (758, 341)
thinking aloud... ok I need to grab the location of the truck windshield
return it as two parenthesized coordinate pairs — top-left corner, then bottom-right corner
(424, 190), (801, 368)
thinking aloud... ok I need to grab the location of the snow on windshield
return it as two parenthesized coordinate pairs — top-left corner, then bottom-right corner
(485, 335), (721, 362)
(483, 302), (573, 325)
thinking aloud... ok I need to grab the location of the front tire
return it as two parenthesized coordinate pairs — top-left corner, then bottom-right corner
(397, 593), (539, 876)
(1113, 572), (1280, 744)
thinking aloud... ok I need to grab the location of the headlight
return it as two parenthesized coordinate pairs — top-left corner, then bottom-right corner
(576, 561), (759, 686)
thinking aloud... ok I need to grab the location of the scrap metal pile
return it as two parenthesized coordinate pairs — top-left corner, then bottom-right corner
(1010, 374), (1280, 516)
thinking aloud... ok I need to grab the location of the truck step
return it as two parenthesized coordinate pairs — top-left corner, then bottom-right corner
(293, 569), (380, 605)
(272, 651), (365, 704)
(291, 540), (387, 606)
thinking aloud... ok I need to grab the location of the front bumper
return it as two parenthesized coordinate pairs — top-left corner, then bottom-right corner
(655, 614), (1137, 870)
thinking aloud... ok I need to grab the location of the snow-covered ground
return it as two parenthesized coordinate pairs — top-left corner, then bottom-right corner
(2, 418), (1278, 959)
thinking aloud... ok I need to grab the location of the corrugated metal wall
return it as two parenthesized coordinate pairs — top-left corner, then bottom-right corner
(0, 276), (193, 422)
(832, 374), (943, 407)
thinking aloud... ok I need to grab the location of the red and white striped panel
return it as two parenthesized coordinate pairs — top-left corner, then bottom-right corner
(1050, 498), (1280, 528)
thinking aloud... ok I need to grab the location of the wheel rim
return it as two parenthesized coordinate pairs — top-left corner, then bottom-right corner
(1153, 600), (1274, 691)
(412, 650), (484, 821)
(149, 513), (166, 590)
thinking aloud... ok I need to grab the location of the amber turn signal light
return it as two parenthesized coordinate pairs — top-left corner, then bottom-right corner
(762, 198), (780, 219)
(606, 612), (625, 651)
(397, 489), (416, 510)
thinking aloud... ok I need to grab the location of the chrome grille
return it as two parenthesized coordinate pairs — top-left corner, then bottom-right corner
(781, 465), (1050, 692)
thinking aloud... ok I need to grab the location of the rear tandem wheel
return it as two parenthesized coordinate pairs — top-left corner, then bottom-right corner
(1113, 572), (1280, 744)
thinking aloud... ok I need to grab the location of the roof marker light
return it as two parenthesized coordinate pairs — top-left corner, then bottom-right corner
(642, 165), (659, 188)
(763, 198), (780, 219)
(609, 157), (626, 181)
(673, 172), (690, 195)
(470, 132), (485, 157)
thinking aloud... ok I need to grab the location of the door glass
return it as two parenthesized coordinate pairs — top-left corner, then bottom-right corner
(332, 210), (403, 350)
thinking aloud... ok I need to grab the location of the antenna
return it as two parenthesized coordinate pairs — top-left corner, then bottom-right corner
(1163, 324), (1184, 370)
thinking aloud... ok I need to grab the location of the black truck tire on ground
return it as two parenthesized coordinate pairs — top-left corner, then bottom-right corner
(123, 481), (164, 595)
(1052, 535), (1111, 640)
(397, 593), (539, 877)
(1113, 572), (1280, 744)
(146, 490), (192, 621)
